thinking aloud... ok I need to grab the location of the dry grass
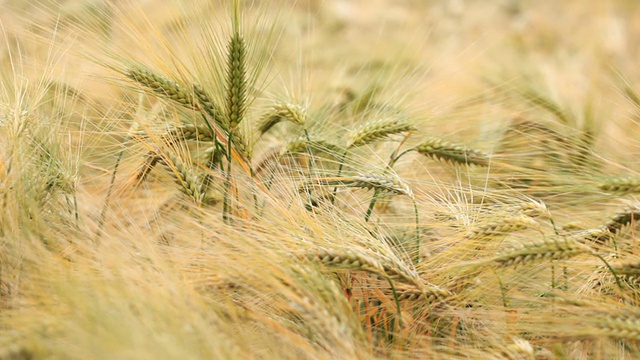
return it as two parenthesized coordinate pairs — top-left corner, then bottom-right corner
(3, 0), (640, 359)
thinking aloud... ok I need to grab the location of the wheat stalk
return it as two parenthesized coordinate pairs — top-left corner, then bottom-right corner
(416, 137), (488, 166)
(347, 118), (414, 148)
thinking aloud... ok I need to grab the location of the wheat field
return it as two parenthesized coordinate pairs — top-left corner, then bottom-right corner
(2, 0), (640, 359)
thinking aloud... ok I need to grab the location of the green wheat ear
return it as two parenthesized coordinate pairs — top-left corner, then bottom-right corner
(224, 28), (248, 131)
(127, 67), (196, 109)
(193, 83), (227, 132)
(258, 102), (307, 136)
(347, 118), (415, 148)
(416, 137), (489, 166)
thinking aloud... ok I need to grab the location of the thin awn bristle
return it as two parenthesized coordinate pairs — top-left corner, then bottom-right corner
(347, 118), (415, 148)
(416, 137), (488, 166)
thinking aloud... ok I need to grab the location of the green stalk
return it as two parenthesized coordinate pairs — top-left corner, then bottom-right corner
(330, 149), (349, 204)
(222, 130), (234, 224)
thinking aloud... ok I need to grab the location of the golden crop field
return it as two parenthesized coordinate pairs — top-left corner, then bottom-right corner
(2, 1), (640, 358)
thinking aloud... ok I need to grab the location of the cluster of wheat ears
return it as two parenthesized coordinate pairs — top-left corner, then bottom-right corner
(2, 0), (640, 359)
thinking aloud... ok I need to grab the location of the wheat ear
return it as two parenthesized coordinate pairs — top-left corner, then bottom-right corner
(127, 67), (196, 109)
(598, 177), (640, 194)
(314, 174), (413, 198)
(347, 118), (415, 148)
(164, 124), (216, 143)
(156, 147), (208, 205)
(465, 214), (539, 239)
(302, 248), (425, 290)
(193, 83), (227, 131)
(586, 310), (640, 342)
(135, 151), (161, 183)
(492, 237), (591, 268)
(605, 261), (640, 286)
(393, 284), (453, 303)
(284, 139), (343, 157)
(587, 205), (640, 244)
(258, 102), (307, 135)
(416, 137), (488, 166)
(224, 30), (247, 130)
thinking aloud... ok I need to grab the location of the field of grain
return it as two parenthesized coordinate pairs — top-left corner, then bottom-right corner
(2, 1), (640, 359)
